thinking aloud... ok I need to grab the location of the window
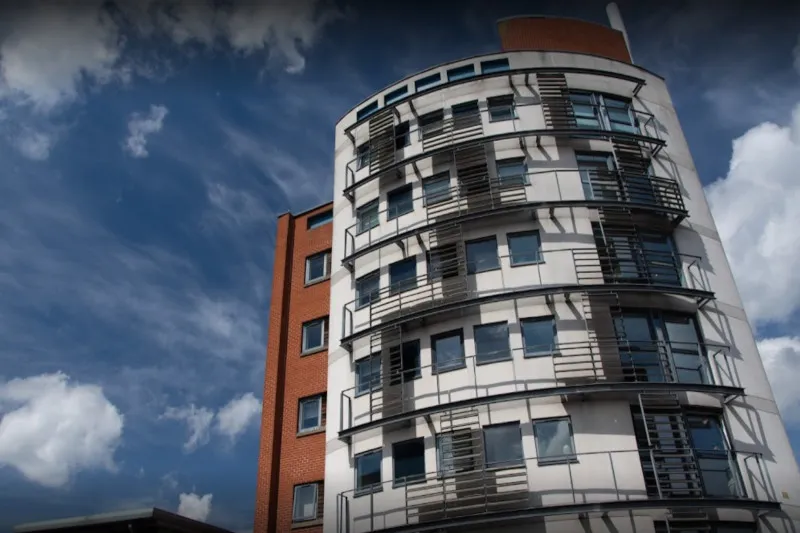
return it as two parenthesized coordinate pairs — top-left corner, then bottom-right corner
(604, 96), (637, 133)
(432, 329), (465, 373)
(480, 58), (510, 74)
(422, 172), (451, 206)
(389, 339), (421, 384)
(384, 85), (408, 105)
(387, 184), (414, 220)
(415, 72), (441, 91)
(419, 109), (444, 138)
(473, 322), (511, 363)
(356, 199), (379, 234)
(533, 418), (576, 464)
(465, 237), (499, 274)
(298, 395), (325, 433)
(356, 100), (379, 121)
(393, 438), (425, 486)
(436, 434), (455, 476)
(496, 157), (527, 186)
(452, 100), (480, 130)
(447, 64), (475, 82)
(576, 152), (617, 201)
(305, 250), (331, 284)
(356, 143), (370, 170)
(355, 354), (382, 396)
(389, 257), (417, 294)
(301, 317), (327, 353)
(292, 483), (320, 522)
(687, 415), (739, 497)
(488, 95), (515, 121)
(355, 270), (380, 309)
(569, 92), (637, 133)
(427, 243), (459, 280)
(508, 231), (541, 265)
(355, 449), (383, 494)
(483, 423), (524, 468)
(395, 121), (410, 149)
(521, 316), (557, 356)
(569, 92), (601, 129)
(436, 430), (476, 476)
(307, 210), (332, 230)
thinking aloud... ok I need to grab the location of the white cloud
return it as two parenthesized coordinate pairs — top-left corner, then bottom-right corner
(704, 103), (800, 325)
(161, 404), (214, 452)
(0, 372), (123, 488)
(757, 337), (800, 423)
(215, 393), (262, 441)
(13, 128), (54, 160)
(123, 104), (168, 158)
(177, 492), (212, 522)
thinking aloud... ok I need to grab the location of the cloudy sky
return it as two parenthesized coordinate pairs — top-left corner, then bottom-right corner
(0, 0), (798, 531)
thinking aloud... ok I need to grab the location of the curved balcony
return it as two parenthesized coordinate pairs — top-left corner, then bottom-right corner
(343, 169), (686, 269)
(339, 339), (740, 438)
(341, 249), (713, 350)
(335, 448), (777, 533)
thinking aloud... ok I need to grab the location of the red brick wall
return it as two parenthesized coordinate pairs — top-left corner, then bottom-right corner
(255, 204), (333, 533)
(497, 17), (632, 64)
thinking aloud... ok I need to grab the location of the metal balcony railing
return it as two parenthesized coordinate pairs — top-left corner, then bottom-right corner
(343, 169), (686, 266)
(341, 250), (710, 344)
(335, 449), (775, 533)
(339, 340), (739, 435)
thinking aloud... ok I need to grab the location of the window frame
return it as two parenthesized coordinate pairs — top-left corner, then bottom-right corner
(307, 210), (332, 230)
(392, 437), (426, 487)
(292, 483), (319, 522)
(473, 321), (512, 364)
(521, 316), (558, 357)
(394, 121), (411, 149)
(389, 256), (418, 295)
(305, 250), (331, 285)
(355, 354), (382, 397)
(532, 416), (577, 465)
(415, 73), (441, 92)
(356, 143), (371, 170)
(389, 339), (422, 385)
(507, 230), (542, 266)
(297, 395), (324, 433)
(356, 199), (380, 235)
(419, 109), (445, 138)
(447, 64), (476, 82)
(354, 448), (383, 496)
(431, 328), (466, 374)
(355, 270), (381, 309)
(386, 183), (414, 220)
(487, 94), (516, 122)
(495, 157), (528, 187)
(384, 85), (409, 105)
(301, 317), (327, 354)
(465, 236), (500, 274)
(422, 172), (452, 206)
(483, 422), (525, 469)
(480, 58), (510, 74)
(356, 100), (379, 121)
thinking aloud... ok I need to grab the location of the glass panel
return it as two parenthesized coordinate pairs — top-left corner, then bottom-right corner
(356, 272), (380, 309)
(423, 173), (452, 205)
(488, 96), (515, 121)
(393, 438), (425, 484)
(415, 73), (441, 91)
(356, 451), (382, 492)
(577, 152), (617, 200)
(389, 257), (417, 294)
(496, 158), (526, 186)
(508, 231), (541, 265)
(356, 356), (381, 395)
(535, 418), (575, 462)
(624, 174), (657, 205)
(615, 313), (664, 381)
(641, 235), (681, 285)
(466, 237), (499, 274)
(433, 331), (464, 372)
(299, 398), (320, 431)
(387, 185), (414, 220)
(306, 253), (327, 282)
(384, 85), (408, 105)
(357, 144), (370, 170)
(604, 97), (638, 133)
(522, 317), (556, 356)
(474, 322), (510, 363)
(448, 64), (475, 81)
(420, 110), (445, 137)
(307, 210), (332, 229)
(390, 339), (421, 384)
(395, 122), (410, 149)
(664, 315), (707, 384)
(302, 320), (324, 351)
(427, 244), (459, 280)
(481, 58), (510, 74)
(437, 434), (454, 476)
(293, 484), (317, 521)
(569, 93), (601, 129)
(484, 424), (523, 468)
(357, 200), (379, 233)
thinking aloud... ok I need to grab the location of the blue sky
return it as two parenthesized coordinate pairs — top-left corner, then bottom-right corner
(0, 0), (798, 531)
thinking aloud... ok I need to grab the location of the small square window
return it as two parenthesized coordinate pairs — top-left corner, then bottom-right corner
(521, 316), (557, 357)
(423, 172), (451, 206)
(307, 210), (332, 230)
(465, 237), (499, 274)
(447, 64), (475, 82)
(488, 95), (515, 122)
(389, 339), (421, 384)
(356, 199), (379, 234)
(533, 417), (576, 464)
(292, 483), (320, 522)
(302, 317), (328, 353)
(355, 354), (382, 396)
(496, 158), (527, 186)
(419, 110), (444, 138)
(356, 143), (370, 170)
(480, 58), (510, 74)
(432, 329), (465, 373)
(393, 438), (425, 486)
(298, 395), (325, 433)
(415, 73), (441, 92)
(474, 322), (511, 364)
(483, 423), (524, 468)
(355, 449), (383, 495)
(387, 184), (414, 220)
(355, 270), (380, 309)
(305, 250), (331, 284)
(508, 231), (541, 266)
(395, 122), (410, 149)
(389, 257), (417, 294)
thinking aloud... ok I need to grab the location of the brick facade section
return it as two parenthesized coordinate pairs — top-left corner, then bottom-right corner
(497, 17), (632, 64)
(254, 204), (333, 533)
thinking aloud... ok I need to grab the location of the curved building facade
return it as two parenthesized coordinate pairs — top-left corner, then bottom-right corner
(313, 8), (800, 533)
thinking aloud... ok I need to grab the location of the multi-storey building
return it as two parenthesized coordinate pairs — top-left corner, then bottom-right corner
(256, 5), (800, 533)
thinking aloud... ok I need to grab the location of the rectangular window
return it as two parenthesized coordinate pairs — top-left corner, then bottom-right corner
(355, 354), (382, 396)
(487, 95), (515, 121)
(507, 231), (541, 266)
(604, 96), (637, 134)
(355, 270), (380, 309)
(466, 236), (499, 274)
(496, 157), (527, 186)
(422, 172), (451, 206)
(432, 329), (465, 373)
(521, 316), (557, 357)
(483, 423), (524, 468)
(384, 85), (408, 105)
(356, 100), (379, 121)
(356, 199), (379, 234)
(576, 151), (617, 201)
(415, 72), (441, 91)
(305, 250), (331, 284)
(355, 449), (383, 494)
(533, 417), (576, 464)
(447, 64), (475, 82)
(356, 143), (370, 170)
(395, 121), (410, 149)
(307, 209), (332, 230)
(427, 244), (459, 280)
(480, 58), (510, 74)
(419, 109), (444, 138)
(389, 339), (421, 384)
(298, 395), (325, 433)
(393, 438), (425, 486)
(387, 184), (414, 220)
(389, 257), (417, 294)
(451, 100), (480, 130)
(301, 317), (327, 353)
(437, 431), (476, 476)
(292, 483), (319, 522)
(474, 322), (511, 364)
(569, 92), (601, 129)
